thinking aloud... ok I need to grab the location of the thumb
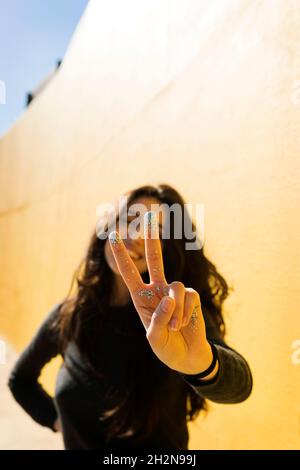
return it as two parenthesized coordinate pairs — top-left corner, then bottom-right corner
(148, 296), (175, 336)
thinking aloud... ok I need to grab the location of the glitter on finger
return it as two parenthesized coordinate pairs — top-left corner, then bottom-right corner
(190, 305), (200, 330)
(152, 266), (162, 273)
(138, 288), (155, 300)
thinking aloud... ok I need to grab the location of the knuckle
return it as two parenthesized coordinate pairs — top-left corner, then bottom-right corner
(185, 288), (200, 303)
(170, 281), (185, 292)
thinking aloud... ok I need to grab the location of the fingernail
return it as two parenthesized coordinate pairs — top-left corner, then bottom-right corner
(146, 211), (156, 226)
(169, 318), (178, 330)
(162, 297), (173, 312)
(109, 231), (121, 244)
(145, 211), (159, 238)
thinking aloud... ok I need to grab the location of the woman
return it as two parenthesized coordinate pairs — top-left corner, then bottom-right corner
(8, 184), (252, 450)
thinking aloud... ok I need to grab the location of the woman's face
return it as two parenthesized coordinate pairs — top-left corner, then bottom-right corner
(104, 196), (164, 276)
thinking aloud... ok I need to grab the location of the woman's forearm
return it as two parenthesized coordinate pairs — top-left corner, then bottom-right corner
(178, 342), (253, 403)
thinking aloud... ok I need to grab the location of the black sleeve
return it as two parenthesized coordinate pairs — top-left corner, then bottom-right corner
(7, 302), (62, 431)
(177, 305), (253, 404)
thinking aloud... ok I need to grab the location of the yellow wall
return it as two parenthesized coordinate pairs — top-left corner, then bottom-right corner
(1, 0), (299, 449)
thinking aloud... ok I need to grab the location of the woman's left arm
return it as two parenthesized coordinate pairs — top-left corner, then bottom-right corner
(7, 303), (62, 431)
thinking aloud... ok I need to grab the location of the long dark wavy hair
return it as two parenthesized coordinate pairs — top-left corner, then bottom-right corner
(54, 184), (231, 445)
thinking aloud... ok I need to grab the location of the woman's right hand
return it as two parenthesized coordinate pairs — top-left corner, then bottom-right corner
(108, 211), (214, 376)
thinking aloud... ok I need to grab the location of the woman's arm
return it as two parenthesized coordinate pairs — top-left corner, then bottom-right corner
(7, 302), (62, 431)
(178, 305), (253, 404)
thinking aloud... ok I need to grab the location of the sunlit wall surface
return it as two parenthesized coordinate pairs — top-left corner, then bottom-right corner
(0, 0), (299, 449)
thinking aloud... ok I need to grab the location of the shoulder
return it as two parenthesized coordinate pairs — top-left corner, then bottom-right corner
(34, 301), (64, 339)
(44, 301), (63, 324)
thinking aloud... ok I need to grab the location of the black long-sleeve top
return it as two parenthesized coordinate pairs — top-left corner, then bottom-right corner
(8, 301), (253, 450)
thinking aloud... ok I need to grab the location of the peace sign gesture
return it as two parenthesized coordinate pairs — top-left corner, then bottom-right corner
(109, 211), (217, 377)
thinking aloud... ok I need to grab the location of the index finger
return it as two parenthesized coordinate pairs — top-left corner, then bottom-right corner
(144, 211), (166, 283)
(109, 231), (144, 292)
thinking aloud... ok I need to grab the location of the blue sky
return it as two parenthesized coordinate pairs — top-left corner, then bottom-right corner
(0, 0), (88, 137)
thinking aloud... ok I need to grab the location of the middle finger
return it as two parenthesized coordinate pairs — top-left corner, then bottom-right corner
(144, 211), (166, 284)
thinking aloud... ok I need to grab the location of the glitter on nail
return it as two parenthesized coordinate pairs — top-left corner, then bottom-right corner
(146, 211), (156, 227)
(109, 231), (121, 245)
(138, 288), (155, 300)
(162, 286), (169, 296)
(145, 211), (159, 238)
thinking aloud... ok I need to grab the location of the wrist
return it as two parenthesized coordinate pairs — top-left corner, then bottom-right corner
(200, 341), (219, 380)
(181, 341), (219, 382)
